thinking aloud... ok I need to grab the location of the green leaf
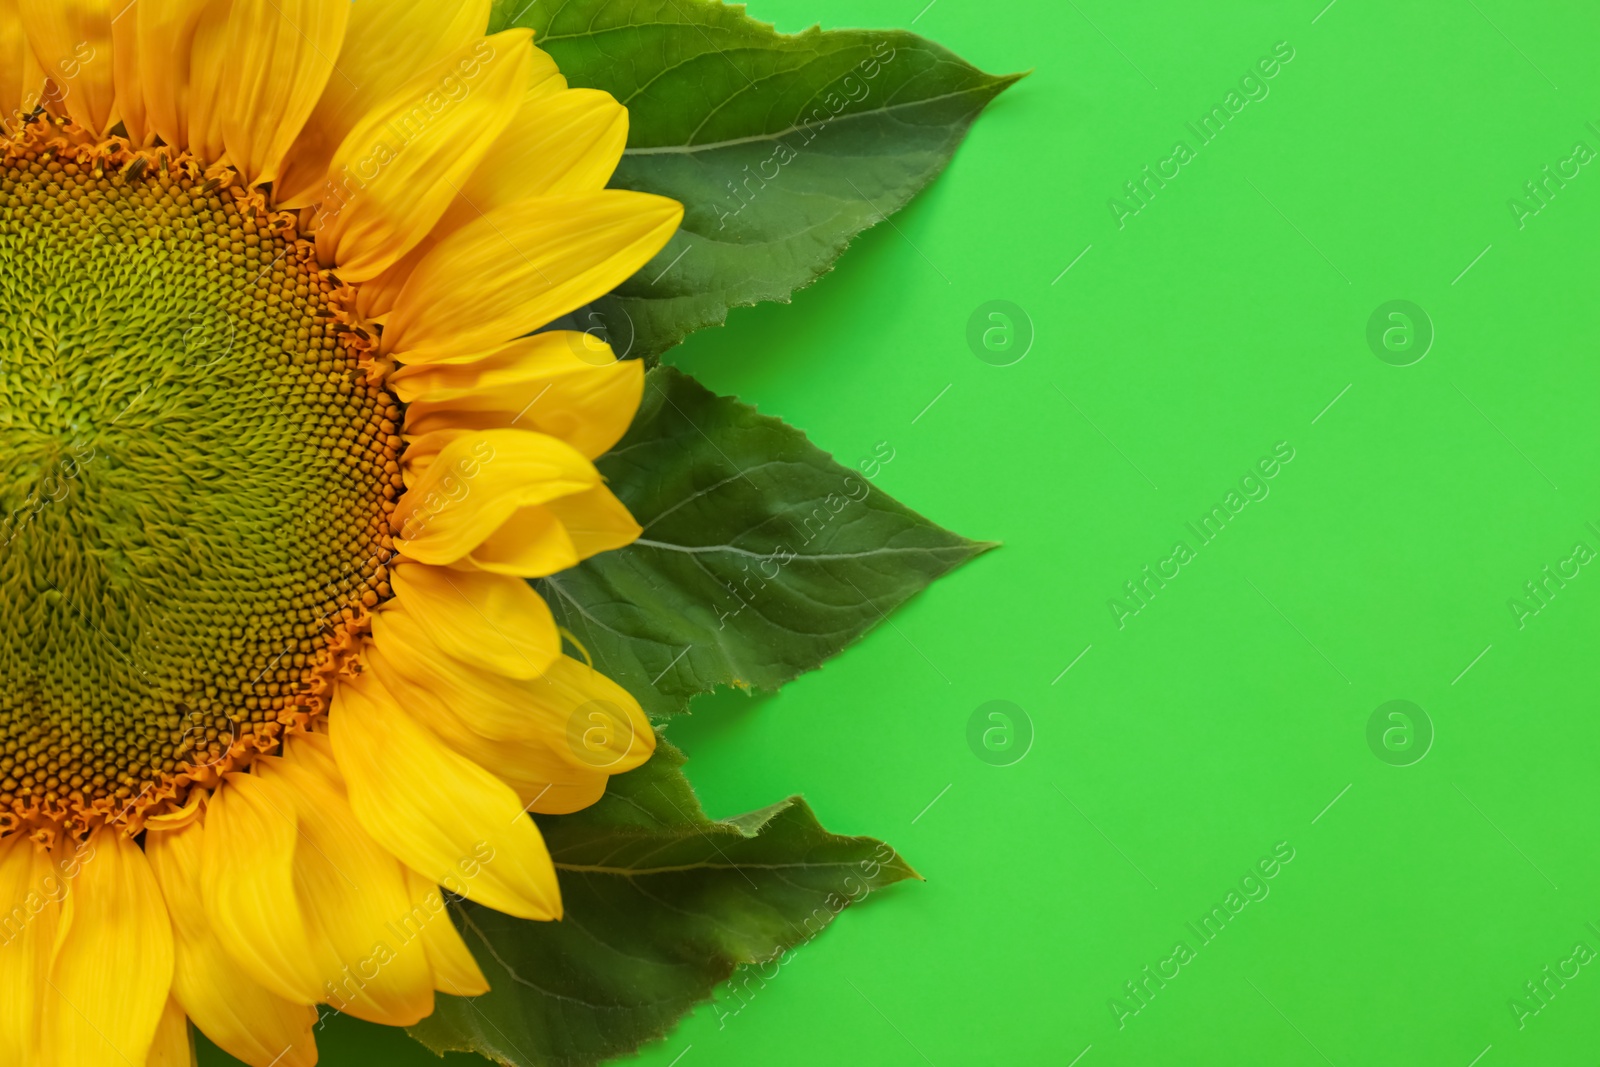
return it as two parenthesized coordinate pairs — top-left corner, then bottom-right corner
(536, 366), (994, 718)
(491, 0), (1021, 360)
(407, 738), (918, 1067)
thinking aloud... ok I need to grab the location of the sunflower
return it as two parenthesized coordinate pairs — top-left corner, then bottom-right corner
(0, 0), (679, 1063)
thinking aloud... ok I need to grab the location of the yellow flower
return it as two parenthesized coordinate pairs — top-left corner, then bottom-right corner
(0, 1), (679, 1063)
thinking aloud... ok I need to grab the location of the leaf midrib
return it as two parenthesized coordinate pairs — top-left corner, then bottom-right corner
(622, 83), (1010, 155)
(632, 537), (976, 562)
(553, 859), (877, 875)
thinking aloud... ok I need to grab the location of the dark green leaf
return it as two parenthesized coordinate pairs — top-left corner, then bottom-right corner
(407, 738), (918, 1067)
(491, 0), (1022, 359)
(536, 366), (994, 717)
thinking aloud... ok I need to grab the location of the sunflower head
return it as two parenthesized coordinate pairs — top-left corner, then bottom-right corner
(0, 133), (396, 836)
(0, 2), (679, 1064)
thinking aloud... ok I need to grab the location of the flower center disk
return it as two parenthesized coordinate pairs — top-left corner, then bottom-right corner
(0, 134), (399, 828)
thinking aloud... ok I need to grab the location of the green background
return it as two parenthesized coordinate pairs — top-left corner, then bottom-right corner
(205, 0), (1600, 1064)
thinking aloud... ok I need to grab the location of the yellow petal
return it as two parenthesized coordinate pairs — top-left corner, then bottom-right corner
(18, 0), (114, 134)
(274, 0), (498, 208)
(470, 87), (627, 201)
(369, 608), (565, 744)
(517, 776), (609, 814)
(280, 725), (337, 773)
(0, 834), (57, 1067)
(364, 641), (610, 811)
(529, 482), (640, 562)
(461, 503), (571, 577)
(183, 0), (231, 162)
(351, 75), (612, 305)
(413, 84), (626, 250)
(388, 561), (559, 680)
(395, 427), (472, 487)
(392, 428), (598, 566)
(337, 45), (572, 312)
(287, 729), (566, 884)
(393, 331), (644, 459)
(401, 868), (489, 998)
(136, 0), (213, 149)
(147, 816), (319, 1067)
(19, 53), (48, 122)
(144, 791), (205, 834)
(199, 771), (323, 1004)
(366, 611), (653, 776)
(393, 428), (467, 489)
(0, 0), (40, 130)
(545, 657), (656, 774)
(352, 239), (418, 320)
(468, 483), (640, 577)
(45, 830), (174, 1067)
(524, 53), (565, 100)
(146, 998), (195, 1067)
(259, 749), (436, 1027)
(331, 668), (562, 920)
(313, 29), (533, 281)
(381, 190), (681, 363)
(109, 0), (145, 143)
(217, 0), (350, 186)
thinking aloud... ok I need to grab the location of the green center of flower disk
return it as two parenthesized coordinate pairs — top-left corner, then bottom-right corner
(0, 147), (400, 823)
